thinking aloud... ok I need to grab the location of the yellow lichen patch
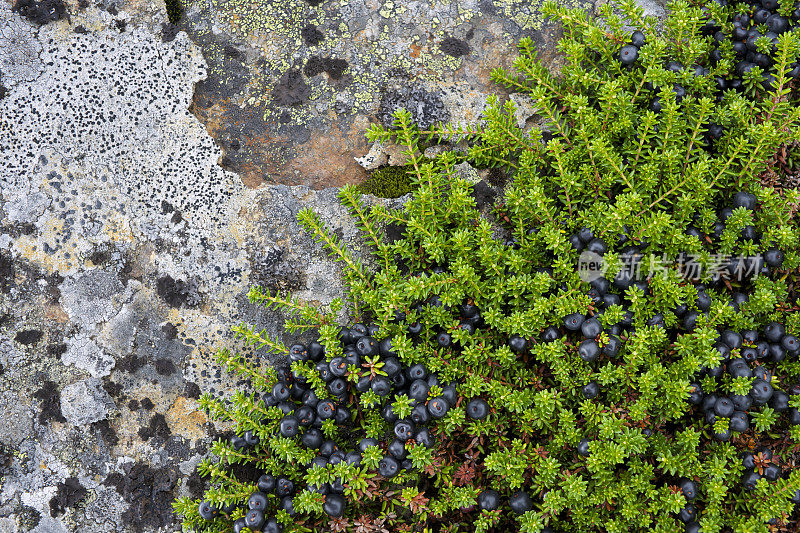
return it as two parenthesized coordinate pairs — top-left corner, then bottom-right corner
(166, 396), (209, 442)
(14, 234), (72, 275)
(103, 210), (135, 244)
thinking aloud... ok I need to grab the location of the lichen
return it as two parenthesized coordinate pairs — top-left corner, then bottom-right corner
(165, 0), (183, 24)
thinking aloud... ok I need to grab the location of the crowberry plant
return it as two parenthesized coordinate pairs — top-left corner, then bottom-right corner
(173, 0), (800, 531)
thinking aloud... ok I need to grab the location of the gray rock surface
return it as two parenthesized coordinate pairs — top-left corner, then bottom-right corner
(60, 379), (116, 426)
(0, 0), (666, 531)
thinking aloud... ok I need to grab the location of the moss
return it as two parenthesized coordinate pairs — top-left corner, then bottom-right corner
(356, 164), (415, 198)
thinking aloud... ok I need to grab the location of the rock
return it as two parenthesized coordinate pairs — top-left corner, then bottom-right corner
(378, 82), (450, 130)
(62, 333), (115, 379)
(60, 379), (115, 426)
(509, 93), (539, 129)
(0, 517), (17, 533)
(0, 388), (34, 444)
(355, 142), (389, 170)
(454, 162), (481, 185)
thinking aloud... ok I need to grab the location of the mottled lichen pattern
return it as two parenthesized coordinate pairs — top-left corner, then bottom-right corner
(181, 0), (598, 187)
(0, 3), (44, 87)
(0, 4), (404, 531)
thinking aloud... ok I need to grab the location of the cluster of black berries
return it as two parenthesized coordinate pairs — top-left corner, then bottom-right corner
(672, 479), (702, 532)
(618, 30), (646, 66)
(615, 29), (712, 115)
(559, 193), (797, 533)
(198, 494), (282, 533)
(681, 191), (785, 272)
(703, 0), (800, 91)
(571, 192), (784, 300)
(196, 315), (494, 530)
(687, 324), (800, 441)
(739, 449), (800, 510)
(617, 2), (800, 151)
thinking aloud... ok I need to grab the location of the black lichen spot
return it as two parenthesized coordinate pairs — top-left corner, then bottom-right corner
(44, 271), (63, 304)
(170, 210), (183, 224)
(48, 343), (67, 358)
(0, 442), (11, 472)
(138, 413), (170, 442)
(161, 22), (179, 42)
(272, 69), (310, 107)
(466, 27), (475, 40)
(227, 458), (265, 483)
(156, 275), (202, 308)
(87, 247), (109, 265)
(324, 58), (348, 80)
(384, 221), (406, 244)
(219, 154), (234, 171)
(224, 45), (243, 60)
(305, 0), (323, 5)
(116, 353), (145, 373)
(12, 0), (67, 25)
(304, 56), (326, 77)
(15, 329), (43, 346)
(304, 56), (348, 80)
(114, 18), (126, 32)
(161, 322), (178, 339)
(93, 419), (119, 446)
(0, 362), (4, 376)
(185, 470), (205, 499)
(160, 201), (174, 215)
(140, 398), (155, 410)
(128, 399), (140, 411)
(471, 180), (498, 210)
(118, 256), (137, 286)
(440, 36), (470, 57)
(104, 462), (177, 530)
(154, 359), (176, 376)
(102, 379), (124, 398)
(0, 85), (6, 100)
(541, 129), (556, 144)
(164, 0), (183, 24)
(479, 0), (497, 15)
(0, 253), (12, 292)
(49, 477), (87, 517)
(301, 23), (324, 46)
(18, 222), (36, 236)
(34, 380), (66, 424)
(486, 166), (507, 188)
(184, 381), (201, 399)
